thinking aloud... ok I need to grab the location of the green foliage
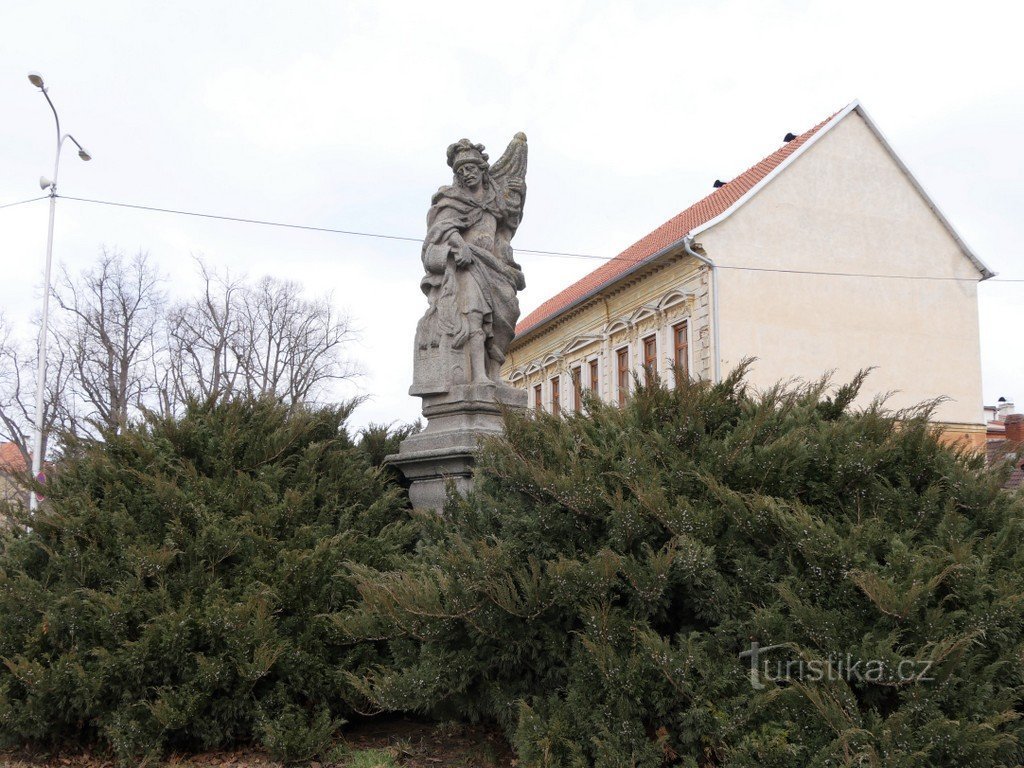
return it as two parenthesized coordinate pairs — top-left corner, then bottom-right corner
(258, 704), (341, 764)
(358, 421), (421, 471)
(341, 747), (399, 768)
(0, 397), (412, 763)
(348, 368), (1024, 767)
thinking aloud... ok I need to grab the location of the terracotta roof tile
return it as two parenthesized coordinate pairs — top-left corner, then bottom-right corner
(0, 442), (27, 474)
(987, 439), (1024, 491)
(515, 109), (840, 336)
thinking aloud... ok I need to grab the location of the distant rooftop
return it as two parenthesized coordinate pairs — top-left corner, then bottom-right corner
(0, 442), (27, 475)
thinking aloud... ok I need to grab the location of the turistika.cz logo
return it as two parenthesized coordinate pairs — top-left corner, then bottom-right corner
(739, 641), (935, 690)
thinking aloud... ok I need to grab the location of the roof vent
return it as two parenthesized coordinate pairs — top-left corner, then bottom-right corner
(713, 179), (726, 188)
(783, 132), (797, 142)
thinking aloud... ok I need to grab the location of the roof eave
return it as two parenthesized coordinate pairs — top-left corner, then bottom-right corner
(513, 240), (697, 343)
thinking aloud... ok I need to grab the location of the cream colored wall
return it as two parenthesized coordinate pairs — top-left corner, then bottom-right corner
(502, 254), (710, 409)
(700, 110), (985, 426)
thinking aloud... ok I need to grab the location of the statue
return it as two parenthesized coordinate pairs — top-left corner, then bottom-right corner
(389, 133), (530, 511)
(411, 133), (528, 395)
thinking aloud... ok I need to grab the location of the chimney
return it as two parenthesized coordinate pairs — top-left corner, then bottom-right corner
(996, 397), (1015, 420)
(1005, 413), (1024, 446)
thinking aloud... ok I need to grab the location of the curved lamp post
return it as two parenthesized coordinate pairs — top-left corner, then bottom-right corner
(27, 72), (91, 510)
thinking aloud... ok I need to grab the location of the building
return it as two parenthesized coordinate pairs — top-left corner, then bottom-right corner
(0, 442), (30, 512)
(986, 399), (1023, 490)
(503, 101), (992, 448)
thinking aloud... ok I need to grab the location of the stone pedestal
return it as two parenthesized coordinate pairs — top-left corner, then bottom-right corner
(387, 382), (527, 511)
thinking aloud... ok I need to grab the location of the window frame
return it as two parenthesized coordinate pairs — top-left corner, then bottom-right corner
(642, 334), (658, 385)
(571, 366), (583, 412)
(616, 346), (630, 407)
(672, 320), (690, 383)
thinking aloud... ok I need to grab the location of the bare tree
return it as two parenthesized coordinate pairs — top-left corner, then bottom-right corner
(0, 314), (75, 466)
(165, 264), (357, 408)
(1, 251), (358, 460)
(53, 249), (166, 436)
(232, 276), (357, 404)
(163, 261), (244, 410)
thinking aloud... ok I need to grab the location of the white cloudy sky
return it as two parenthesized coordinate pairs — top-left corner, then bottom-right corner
(1, 0), (1021, 429)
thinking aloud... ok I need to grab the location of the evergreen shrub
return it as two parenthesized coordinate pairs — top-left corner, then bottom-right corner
(0, 398), (412, 763)
(348, 368), (1024, 767)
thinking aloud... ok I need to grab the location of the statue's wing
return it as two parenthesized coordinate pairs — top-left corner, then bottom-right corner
(489, 132), (528, 188)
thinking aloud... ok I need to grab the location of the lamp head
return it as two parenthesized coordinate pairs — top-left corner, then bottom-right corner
(78, 149), (91, 161)
(27, 72), (45, 88)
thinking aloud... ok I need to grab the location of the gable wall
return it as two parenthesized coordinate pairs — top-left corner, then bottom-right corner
(700, 110), (984, 430)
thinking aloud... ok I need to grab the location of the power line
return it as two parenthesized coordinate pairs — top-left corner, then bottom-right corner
(0, 195), (47, 210)
(59, 195), (603, 260)
(715, 264), (1024, 283)
(4, 193), (1021, 283)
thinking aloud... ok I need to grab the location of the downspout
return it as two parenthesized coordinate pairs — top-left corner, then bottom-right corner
(682, 235), (721, 383)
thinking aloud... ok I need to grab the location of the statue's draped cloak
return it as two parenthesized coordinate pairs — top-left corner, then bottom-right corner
(412, 179), (525, 393)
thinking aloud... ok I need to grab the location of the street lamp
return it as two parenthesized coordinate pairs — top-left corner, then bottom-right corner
(27, 72), (91, 511)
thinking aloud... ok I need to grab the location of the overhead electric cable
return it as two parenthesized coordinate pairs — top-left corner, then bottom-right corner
(59, 195), (602, 260)
(5, 193), (1017, 283)
(0, 195), (48, 210)
(714, 265), (1024, 283)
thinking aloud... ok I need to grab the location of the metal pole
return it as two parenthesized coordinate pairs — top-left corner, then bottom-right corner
(29, 81), (68, 512)
(29, 192), (57, 511)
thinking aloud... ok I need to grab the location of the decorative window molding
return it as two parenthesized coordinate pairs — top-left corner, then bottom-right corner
(559, 334), (603, 356)
(657, 289), (696, 312)
(605, 318), (631, 336)
(627, 302), (661, 326)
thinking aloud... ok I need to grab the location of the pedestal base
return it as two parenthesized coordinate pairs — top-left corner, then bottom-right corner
(387, 382), (528, 511)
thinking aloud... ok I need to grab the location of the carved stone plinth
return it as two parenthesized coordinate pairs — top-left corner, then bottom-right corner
(387, 383), (527, 511)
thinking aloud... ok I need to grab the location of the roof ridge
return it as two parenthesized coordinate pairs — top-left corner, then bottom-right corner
(514, 107), (843, 336)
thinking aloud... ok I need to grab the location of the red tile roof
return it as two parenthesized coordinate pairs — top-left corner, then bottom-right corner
(987, 439), (1024, 491)
(515, 109), (840, 336)
(0, 442), (28, 474)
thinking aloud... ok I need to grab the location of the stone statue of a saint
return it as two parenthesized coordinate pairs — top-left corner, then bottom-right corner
(411, 133), (528, 395)
(390, 133), (529, 511)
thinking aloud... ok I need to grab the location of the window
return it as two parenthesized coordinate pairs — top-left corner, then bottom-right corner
(643, 335), (657, 384)
(616, 347), (630, 407)
(673, 321), (689, 383)
(589, 358), (599, 395)
(571, 366), (583, 412)
(534, 383), (543, 411)
(551, 376), (561, 416)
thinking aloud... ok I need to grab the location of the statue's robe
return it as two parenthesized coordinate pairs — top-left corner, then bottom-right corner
(411, 179), (526, 395)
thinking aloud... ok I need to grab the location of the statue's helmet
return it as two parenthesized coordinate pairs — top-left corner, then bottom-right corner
(447, 139), (489, 171)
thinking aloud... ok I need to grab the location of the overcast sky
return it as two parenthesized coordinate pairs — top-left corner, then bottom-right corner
(1, 0), (1021, 429)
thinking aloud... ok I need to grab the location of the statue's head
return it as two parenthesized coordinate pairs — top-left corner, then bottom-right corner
(447, 139), (489, 189)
